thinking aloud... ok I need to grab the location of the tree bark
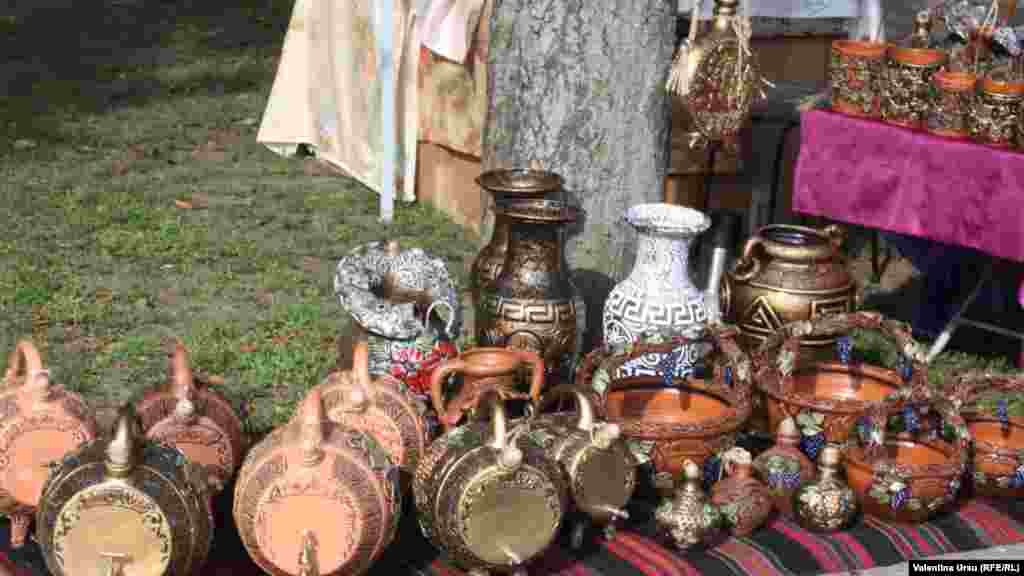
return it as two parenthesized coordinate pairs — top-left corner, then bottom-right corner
(482, 0), (677, 350)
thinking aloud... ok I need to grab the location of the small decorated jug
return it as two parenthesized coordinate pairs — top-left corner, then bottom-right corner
(793, 444), (858, 532)
(710, 447), (774, 537)
(655, 460), (722, 550)
(753, 417), (816, 518)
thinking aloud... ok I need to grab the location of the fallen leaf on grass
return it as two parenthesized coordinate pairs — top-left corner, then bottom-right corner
(157, 288), (178, 306)
(112, 361), (129, 370)
(301, 256), (322, 274)
(239, 343), (258, 354)
(190, 141), (228, 163)
(254, 288), (274, 306)
(206, 374), (225, 386)
(95, 288), (114, 306)
(174, 199), (193, 210)
(190, 192), (210, 209)
(111, 159), (130, 177)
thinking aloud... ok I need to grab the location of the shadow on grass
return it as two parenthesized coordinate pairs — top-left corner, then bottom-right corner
(0, 0), (293, 155)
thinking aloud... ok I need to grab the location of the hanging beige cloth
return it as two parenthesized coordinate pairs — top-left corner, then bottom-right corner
(257, 0), (489, 202)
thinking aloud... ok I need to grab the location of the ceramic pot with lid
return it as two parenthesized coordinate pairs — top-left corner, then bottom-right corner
(317, 338), (430, 488)
(753, 311), (923, 462)
(429, 347), (545, 431)
(233, 388), (401, 576)
(35, 405), (214, 576)
(0, 340), (98, 548)
(515, 385), (636, 546)
(135, 339), (244, 496)
(414, 387), (568, 576)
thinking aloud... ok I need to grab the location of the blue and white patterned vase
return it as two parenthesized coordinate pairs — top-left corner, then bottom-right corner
(603, 203), (712, 377)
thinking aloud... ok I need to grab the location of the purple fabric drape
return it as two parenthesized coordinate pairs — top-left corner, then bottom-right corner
(793, 109), (1024, 264)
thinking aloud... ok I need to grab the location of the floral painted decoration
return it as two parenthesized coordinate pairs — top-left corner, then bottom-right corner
(867, 465), (913, 510)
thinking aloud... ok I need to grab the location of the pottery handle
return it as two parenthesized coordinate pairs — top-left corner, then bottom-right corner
(485, 390), (523, 469)
(430, 358), (469, 431)
(510, 348), (546, 403)
(424, 299), (456, 339)
(297, 389), (326, 467)
(534, 384), (598, 432)
(731, 235), (764, 282)
(351, 338), (377, 406)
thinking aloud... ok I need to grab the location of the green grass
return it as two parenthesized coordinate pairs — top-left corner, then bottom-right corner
(0, 0), (477, 436)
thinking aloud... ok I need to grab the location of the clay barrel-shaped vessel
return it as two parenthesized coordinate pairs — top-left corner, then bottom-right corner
(135, 340), (244, 495)
(969, 76), (1024, 148)
(413, 389), (568, 575)
(881, 45), (946, 128)
(954, 371), (1024, 499)
(844, 385), (970, 524)
(927, 70), (978, 139)
(317, 339), (430, 488)
(577, 325), (753, 494)
(753, 311), (923, 462)
(0, 340), (98, 548)
(710, 447), (773, 537)
(471, 169), (564, 344)
(516, 385), (636, 545)
(35, 405), (214, 576)
(829, 40), (888, 118)
(233, 389), (401, 576)
(429, 347), (545, 430)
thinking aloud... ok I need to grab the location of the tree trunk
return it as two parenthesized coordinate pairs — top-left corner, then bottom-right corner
(482, 0), (677, 351)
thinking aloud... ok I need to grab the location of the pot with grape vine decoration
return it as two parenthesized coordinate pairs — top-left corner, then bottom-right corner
(843, 384), (969, 524)
(575, 326), (752, 495)
(753, 311), (924, 463)
(953, 371), (1024, 499)
(752, 417), (815, 519)
(477, 198), (581, 384)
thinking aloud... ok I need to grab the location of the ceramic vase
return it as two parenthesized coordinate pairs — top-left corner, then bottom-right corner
(603, 203), (711, 378)
(478, 199), (581, 383)
(710, 447), (773, 537)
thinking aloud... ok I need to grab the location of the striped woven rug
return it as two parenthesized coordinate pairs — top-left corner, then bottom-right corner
(4, 493), (1024, 575)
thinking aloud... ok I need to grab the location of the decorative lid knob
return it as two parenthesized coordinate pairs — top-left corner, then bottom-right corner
(819, 444), (842, 467)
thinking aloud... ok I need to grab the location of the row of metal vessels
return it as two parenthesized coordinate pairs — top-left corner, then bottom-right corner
(3, 307), (1024, 576)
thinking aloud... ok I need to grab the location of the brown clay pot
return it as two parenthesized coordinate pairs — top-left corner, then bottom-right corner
(36, 405), (214, 576)
(969, 76), (1024, 147)
(413, 389), (568, 575)
(471, 169), (563, 343)
(927, 70), (978, 139)
(317, 339), (430, 488)
(754, 312), (922, 461)
(233, 388), (401, 576)
(576, 326), (753, 494)
(710, 448), (774, 537)
(518, 385), (636, 545)
(954, 371), (1024, 499)
(135, 340), (244, 495)
(724, 224), (856, 438)
(844, 383), (970, 524)
(752, 417), (816, 519)
(429, 347), (545, 430)
(881, 46), (947, 129)
(0, 340), (98, 548)
(829, 40), (888, 118)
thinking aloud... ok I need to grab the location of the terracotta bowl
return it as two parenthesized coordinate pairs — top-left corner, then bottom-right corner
(577, 326), (753, 492)
(955, 372), (1024, 499)
(754, 312), (924, 461)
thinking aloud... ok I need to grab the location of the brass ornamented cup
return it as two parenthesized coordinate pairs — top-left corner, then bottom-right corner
(969, 76), (1024, 147)
(881, 46), (946, 129)
(830, 40), (888, 118)
(926, 70), (978, 138)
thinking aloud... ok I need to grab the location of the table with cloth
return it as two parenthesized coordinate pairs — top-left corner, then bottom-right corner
(791, 109), (1024, 358)
(5, 461), (1024, 575)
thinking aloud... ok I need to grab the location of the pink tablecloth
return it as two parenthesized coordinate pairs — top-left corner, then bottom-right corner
(792, 109), (1024, 264)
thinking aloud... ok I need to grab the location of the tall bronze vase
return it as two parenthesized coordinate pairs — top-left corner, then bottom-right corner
(471, 169), (563, 344)
(477, 199), (581, 383)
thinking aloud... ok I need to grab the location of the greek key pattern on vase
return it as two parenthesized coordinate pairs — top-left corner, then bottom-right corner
(603, 290), (708, 346)
(491, 298), (575, 323)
